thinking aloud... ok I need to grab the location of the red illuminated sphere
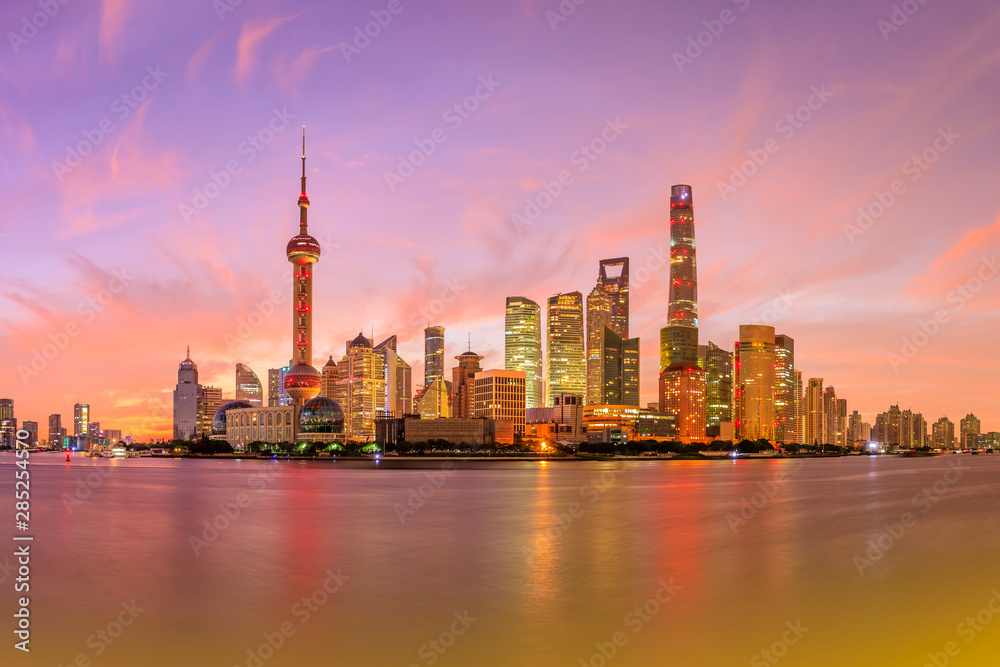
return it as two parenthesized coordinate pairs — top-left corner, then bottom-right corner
(286, 235), (321, 265)
(283, 363), (321, 403)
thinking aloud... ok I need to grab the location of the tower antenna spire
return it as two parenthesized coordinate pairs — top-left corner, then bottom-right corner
(186, 345), (190, 359)
(300, 125), (307, 196)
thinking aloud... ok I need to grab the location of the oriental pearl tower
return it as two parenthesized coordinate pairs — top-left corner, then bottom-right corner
(283, 128), (322, 406)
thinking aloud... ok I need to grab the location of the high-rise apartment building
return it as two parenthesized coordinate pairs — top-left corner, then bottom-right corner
(932, 417), (955, 449)
(836, 398), (848, 448)
(22, 421), (38, 448)
(505, 297), (544, 409)
(793, 370), (803, 444)
(660, 362), (706, 439)
(960, 413), (981, 448)
(320, 357), (339, 399)
(48, 414), (63, 446)
(734, 325), (776, 441)
(803, 378), (825, 446)
(74, 402), (90, 438)
(699, 342), (733, 437)
(774, 335), (796, 444)
(546, 292), (585, 406)
(235, 363), (264, 406)
(823, 386), (838, 447)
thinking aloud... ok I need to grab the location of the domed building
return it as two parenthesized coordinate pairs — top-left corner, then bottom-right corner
(212, 400), (253, 435)
(300, 396), (344, 434)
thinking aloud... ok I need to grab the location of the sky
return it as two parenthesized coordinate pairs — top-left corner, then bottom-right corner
(1, 0), (998, 440)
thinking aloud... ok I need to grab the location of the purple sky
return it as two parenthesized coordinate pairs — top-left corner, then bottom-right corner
(1, 0), (998, 439)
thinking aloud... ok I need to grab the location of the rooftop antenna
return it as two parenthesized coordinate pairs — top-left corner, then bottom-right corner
(468, 333), (471, 352)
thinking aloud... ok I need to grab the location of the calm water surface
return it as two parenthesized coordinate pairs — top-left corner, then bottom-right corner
(3, 453), (1000, 666)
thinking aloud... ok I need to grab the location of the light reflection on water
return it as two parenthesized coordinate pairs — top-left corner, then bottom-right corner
(3, 453), (1000, 666)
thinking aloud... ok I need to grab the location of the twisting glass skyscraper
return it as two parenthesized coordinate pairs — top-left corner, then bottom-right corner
(659, 185), (705, 440)
(660, 185), (699, 370)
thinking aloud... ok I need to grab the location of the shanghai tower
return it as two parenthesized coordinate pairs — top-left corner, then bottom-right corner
(659, 185), (705, 440)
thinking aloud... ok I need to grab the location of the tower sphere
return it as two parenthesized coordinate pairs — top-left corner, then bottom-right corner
(283, 363), (322, 403)
(286, 235), (321, 264)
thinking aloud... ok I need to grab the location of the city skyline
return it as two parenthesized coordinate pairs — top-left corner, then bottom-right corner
(2, 1), (999, 439)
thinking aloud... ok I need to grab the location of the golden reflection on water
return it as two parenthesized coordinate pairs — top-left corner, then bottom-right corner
(7, 454), (1000, 666)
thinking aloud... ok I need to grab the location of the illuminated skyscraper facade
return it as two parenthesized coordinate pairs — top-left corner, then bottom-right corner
(504, 297), (543, 409)
(283, 130), (322, 407)
(595, 326), (639, 406)
(74, 402), (90, 438)
(375, 336), (412, 417)
(793, 370), (803, 444)
(699, 342), (733, 437)
(335, 333), (386, 440)
(48, 414), (64, 446)
(424, 326), (445, 386)
(660, 185), (699, 371)
(804, 377), (824, 446)
(586, 286), (611, 405)
(172, 348), (198, 440)
(659, 185), (704, 439)
(235, 363), (264, 406)
(774, 334), (796, 444)
(586, 257), (630, 405)
(198, 385), (225, 438)
(734, 325), (775, 441)
(546, 291), (585, 406)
